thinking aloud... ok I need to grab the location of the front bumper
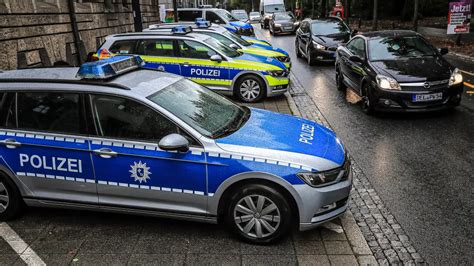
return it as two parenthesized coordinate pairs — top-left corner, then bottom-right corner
(310, 48), (337, 62)
(372, 84), (464, 112)
(296, 169), (353, 231)
(273, 25), (297, 34)
(265, 75), (289, 97)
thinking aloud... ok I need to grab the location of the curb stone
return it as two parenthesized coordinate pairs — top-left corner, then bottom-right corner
(285, 73), (426, 265)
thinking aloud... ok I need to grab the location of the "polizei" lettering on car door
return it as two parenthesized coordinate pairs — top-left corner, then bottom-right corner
(19, 154), (83, 173)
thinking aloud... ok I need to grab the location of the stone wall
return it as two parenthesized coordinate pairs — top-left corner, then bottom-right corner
(0, 0), (162, 70)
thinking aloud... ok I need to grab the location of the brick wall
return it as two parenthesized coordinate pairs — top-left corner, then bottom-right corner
(0, 0), (162, 70)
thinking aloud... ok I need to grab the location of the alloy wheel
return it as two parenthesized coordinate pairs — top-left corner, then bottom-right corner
(0, 182), (9, 214)
(240, 79), (261, 101)
(233, 195), (281, 238)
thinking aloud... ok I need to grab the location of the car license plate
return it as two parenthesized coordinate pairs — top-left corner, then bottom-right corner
(412, 92), (443, 102)
(284, 26), (292, 30)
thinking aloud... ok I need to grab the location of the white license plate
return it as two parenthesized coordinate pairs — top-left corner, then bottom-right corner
(412, 92), (443, 102)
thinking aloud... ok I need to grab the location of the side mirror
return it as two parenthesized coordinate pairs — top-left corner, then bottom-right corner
(210, 54), (223, 62)
(439, 47), (449, 55)
(158, 134), (189, 153)
(229, 43), (239, 50)
(261, 11), (264, 15)
(349, 55), (363, 63)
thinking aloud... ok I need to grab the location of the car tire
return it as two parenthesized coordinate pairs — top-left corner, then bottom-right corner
(0, 173), (24, 221)
(225, 183), (292, 244)
(295, 39), (302, 58)
(307, 47), (316, 66)
(336, 66), (347, 91)
(361, 83), (375, 115)
(234, 75), (266, 103)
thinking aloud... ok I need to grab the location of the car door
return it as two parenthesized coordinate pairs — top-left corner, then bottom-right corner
(136, 38), (181, 74)
(176, 39), (230, 87)
(299, 21), (311, 53)
(88, 94), (208, 215)
(344, 37), (367, 93)
(0, 91), (97, 204)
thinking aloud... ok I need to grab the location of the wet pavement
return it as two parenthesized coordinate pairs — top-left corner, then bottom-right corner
(255, 26), (473, 265)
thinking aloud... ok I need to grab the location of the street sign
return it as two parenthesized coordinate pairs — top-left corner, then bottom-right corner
(447, 0), (472, 34)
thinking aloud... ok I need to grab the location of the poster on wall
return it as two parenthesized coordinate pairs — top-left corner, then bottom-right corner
(447, 0), (472, 34)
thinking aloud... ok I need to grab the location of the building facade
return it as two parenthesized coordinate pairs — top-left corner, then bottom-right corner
(0, 0), (162, 70)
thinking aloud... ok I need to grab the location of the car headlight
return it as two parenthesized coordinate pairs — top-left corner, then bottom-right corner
(268, 69), (289, 77)
(297, 157), (351, 188)
(376, 74), (401, 90)
(274, 23), (282, 27)
(312, 41), (326, 50)
(294, 21), (300, 26)
(449, 68), (463, 86)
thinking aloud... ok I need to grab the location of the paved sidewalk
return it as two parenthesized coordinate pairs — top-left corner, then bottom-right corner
(287, 74), (426, 265)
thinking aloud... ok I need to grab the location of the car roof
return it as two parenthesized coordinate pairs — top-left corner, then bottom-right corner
(108, 32), (210, 41)
(306, 16), (343, 23)
(359, 30), (420, 39)
(0, 68), (182, 97)
(145, 24), (225, 33)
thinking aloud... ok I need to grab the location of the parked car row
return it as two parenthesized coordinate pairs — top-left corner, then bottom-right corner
(259, 14), (463, 113)
(0, 11), (352, 244)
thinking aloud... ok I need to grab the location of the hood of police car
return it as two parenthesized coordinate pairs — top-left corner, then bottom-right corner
(249, 44), (289, 57)
(229, 20), (253, 29)
(235, 53), (287, 70)
(215, 108), (345, 171)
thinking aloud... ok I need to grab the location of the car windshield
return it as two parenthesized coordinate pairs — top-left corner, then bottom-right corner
(274, 13), (293, 20)
(215, 9), (240, 22)
(311, 20), (350, 36)
(233, 12), (248, 20)
(223, 31), (252, 46)
(368, 36), (438, 61)
(264, 4), (285, 13)
(250, 12), (260, 16)
(204, 37), (241, 57)
(148, 78), (250, 138)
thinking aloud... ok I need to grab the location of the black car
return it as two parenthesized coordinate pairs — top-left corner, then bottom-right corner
(335, 30), (464, 114)
(296, 17), (354, 65)
(269, 12), (299, 35)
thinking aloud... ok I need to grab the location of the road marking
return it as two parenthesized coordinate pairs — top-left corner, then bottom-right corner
(0, 222), (45, 265)
(464, 82), (474, 89)
(322, 221), (344, 234)
(459, 69), (474, 76)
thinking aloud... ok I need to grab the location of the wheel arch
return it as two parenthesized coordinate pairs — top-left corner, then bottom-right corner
(209, 172), (302, 224)
(0, 163), (30, 197)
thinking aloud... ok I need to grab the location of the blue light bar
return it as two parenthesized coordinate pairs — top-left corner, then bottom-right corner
(195, 17), (206, 22)
(195, 20), (211, 28)
(171, 25), (193, 34)
(76, 55), (143, 80)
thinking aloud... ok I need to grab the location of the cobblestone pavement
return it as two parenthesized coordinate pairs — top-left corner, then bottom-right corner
(0, 95), (377, 266)
(288, 74), (426, 265)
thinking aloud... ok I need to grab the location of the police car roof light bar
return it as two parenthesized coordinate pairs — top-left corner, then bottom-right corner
(76, 55), (144, 80)
(195, 20), (211, 28)
(172, 25), (193, 34)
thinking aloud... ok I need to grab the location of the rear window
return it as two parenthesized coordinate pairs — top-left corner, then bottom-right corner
(5, 92), (84, 135)
(178, 10), (202, 21)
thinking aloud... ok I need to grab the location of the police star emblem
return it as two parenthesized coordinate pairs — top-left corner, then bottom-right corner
(129, 161), (151, 184)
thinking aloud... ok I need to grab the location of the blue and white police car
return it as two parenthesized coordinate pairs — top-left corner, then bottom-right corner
(0, 56), (352, 243)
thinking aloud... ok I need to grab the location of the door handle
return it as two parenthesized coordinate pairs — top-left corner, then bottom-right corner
(182, 62), (190, 67)
(93, 148), (118, 159)
(0, 139), (21, 149)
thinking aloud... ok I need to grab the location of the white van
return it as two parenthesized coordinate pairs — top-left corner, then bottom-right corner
(260, 0), (286, 29)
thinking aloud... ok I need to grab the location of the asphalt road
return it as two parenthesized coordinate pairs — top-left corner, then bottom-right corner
(255, 26), (474, 264)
